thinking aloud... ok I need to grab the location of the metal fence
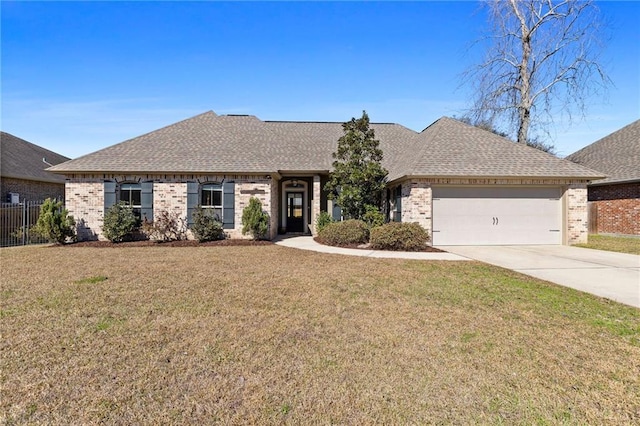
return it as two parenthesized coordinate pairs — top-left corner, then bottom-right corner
(0, 200), (49, 247)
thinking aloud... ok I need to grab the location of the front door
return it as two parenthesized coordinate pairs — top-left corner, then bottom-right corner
(286, 192), (304, 233)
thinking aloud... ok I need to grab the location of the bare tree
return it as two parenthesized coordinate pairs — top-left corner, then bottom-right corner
(464, 0), (611, 146)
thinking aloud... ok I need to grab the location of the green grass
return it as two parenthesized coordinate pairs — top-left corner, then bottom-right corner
(576, 234), (640, 255)
(1, 245), (639, 424)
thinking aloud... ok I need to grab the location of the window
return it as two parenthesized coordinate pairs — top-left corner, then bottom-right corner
(201, 183), (223, 221)
(394, 185), (402, 222)
(120, 183), (142, 217)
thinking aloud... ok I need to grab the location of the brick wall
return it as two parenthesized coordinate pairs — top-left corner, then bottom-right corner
(565, 185), (589, 244)
(1, 177), (65, 203)
(588, 183), (640, 235)
(400, 180), (432, 232)
(234, 178), (277, 240)
(65, 174), (277, 241)
(66, 179), (104, 240)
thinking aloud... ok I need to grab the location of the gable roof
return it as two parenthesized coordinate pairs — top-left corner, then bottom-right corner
(565, 120), (640, 185)
(48, 111), (604, 181)
(1, 132), (70, 184)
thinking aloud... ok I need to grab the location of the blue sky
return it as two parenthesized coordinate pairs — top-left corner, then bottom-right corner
(2, 1), (638, 159)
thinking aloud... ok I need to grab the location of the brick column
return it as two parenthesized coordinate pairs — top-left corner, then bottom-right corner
(311, 175), (321, 234)
(566, 184), (588, 244)
(400, 179), (432, 232)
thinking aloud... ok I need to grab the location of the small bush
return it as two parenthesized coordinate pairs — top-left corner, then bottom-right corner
(241, 197), (270, 240)
(31, 198), (76, 244)
(362, 204), (385, 229)
(102, 202), (139, 243)
(142, 210), (187, 242)
(191, 206), (225, 242)
(315, 211), (334, 234)
(369, 222), (429, 251)
(317, 219), (369, 246)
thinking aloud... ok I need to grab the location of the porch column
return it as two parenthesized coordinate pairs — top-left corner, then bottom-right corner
(312, 175), (321, 234)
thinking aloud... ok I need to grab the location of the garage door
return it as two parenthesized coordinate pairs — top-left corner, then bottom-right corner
(432, 186), (562, 245)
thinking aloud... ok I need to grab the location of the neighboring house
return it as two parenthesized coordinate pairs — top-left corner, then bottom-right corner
(1, 132), (70, 202)
(48, 111), (604, 245)
(566, 120), (640, 235)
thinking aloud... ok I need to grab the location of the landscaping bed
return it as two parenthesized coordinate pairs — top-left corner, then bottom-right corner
(313, 237), (444, 252)
(61, 239), (274, 248)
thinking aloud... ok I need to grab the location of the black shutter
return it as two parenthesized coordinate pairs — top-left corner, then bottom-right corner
(141, 181), (153, 222)
(222, 181), (235, 229)
(186, 182), (199, 226)
(104, 181), (116, 211)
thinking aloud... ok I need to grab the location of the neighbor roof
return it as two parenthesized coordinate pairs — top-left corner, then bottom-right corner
(48, 111), (604, 181)
(1, 132), (70, 183)
(565, 120), (640, 185)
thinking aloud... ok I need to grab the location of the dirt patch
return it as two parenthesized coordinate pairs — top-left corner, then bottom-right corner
(62, 239), (274, 248)
(313, 237), (444, 252)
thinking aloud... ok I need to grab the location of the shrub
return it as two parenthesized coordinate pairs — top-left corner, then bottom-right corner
(315, 211), (334, 234)
(102, 202), (139, 242)
(142, 210), (187, 242)
(191, 206), (225, 242)
(31, 198), (76, 244)
(369, 222), (430, 251)
(241, 197), (270, 240)
(317, 219), (369, 246)
(362, 204), (385, 229)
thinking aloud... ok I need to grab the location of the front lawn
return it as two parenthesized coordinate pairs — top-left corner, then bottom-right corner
(576, 234), (640, 255)
(1, 245), (639, 424)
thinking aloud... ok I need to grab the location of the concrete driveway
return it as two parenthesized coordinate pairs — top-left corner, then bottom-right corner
(439, 245), (640, 308)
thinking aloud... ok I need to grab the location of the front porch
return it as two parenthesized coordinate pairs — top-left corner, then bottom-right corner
(276, 174), (332, 235)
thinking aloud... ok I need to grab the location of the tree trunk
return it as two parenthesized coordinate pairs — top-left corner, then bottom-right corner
(512, 0), (532, 144)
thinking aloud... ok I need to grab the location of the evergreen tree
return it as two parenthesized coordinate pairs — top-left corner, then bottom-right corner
(325, 111), (388, 220)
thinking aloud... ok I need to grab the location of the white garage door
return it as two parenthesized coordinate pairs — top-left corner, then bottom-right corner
(432, 186), (562, 245)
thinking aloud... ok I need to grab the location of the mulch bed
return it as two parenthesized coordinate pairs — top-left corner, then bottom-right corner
(60, 239), (274, 248)
(314, 237), (444, 253)
(57, 237), (443, 253)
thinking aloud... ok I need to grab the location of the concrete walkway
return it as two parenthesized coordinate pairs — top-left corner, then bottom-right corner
(274, 236), (468, 261)
(442, 245), (640, 308)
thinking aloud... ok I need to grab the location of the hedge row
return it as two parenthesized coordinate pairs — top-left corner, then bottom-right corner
(317, 219), (430, 251)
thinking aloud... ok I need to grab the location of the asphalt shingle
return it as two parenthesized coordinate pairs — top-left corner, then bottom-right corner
(1, 132), (70, 183)
(390, 117), (604, 181)
(48, 111), (604, 181)
(565, 120), (640, 185)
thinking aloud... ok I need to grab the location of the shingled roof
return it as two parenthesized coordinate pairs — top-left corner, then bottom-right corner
(389, 117), (604, 181)
(1, 132), (70, 183)
(48, 111), (604, 181)
(565, 120), (640, 185)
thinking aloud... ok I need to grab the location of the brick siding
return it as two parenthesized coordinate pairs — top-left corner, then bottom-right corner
(1, 177), (65, 203)
(588, 183), (640, 235)
(400, 180), (432, 232)
(565, 185), (589, 244)
(65, 174), (278, 241)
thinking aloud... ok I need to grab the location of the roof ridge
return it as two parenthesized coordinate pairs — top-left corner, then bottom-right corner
(264, 120), (403, 125)
(51, 110), (219, 167)
(567, 119), (640, 159)
(1, 131), (71, 161)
